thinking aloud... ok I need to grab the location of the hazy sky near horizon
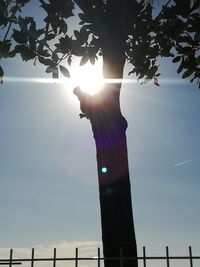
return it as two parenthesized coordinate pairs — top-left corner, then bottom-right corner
(0, 0), (200, 260)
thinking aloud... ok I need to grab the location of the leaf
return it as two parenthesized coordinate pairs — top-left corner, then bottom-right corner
(71, 40), (85, 56)
(12, 29), (27, 44)
(196, 56), (200, 65)
(194, 32), (200, 43)
(59, 19), (68, 34)
(80, 54), (89, 66)
(67, 55), (72, 66)
(38, 48), (51, 57)
(191, 0), (200, 11)
(46, 66), (54, 73)
(128, 69), (136, 75)
(59, 65), (70, 78)
(20, 47), (36, 61)
(154, 77), (160, 86)
(0, 40), (11, 57)
(74, 30), (80, 40)
(78, 13), (86, 21)
(182, 69), (193, 79)
(52, 67), (58, 79)
(177, 64), (183, 74)
(0, 65), (4, 84)
(172, 56), (181, 63)
(18, 16), (27, 31)
(59, 36), (71, 54)
(52, 51), (59, 62)
(90, 57), (95, 65)
(38, 57), (55, 66)
(46, 33), (55, 41)
(140, 78), (151, 85)
(51, 15), (59, 34)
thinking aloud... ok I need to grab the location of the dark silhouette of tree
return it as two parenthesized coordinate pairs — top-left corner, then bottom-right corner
(0, 1), (199, 267)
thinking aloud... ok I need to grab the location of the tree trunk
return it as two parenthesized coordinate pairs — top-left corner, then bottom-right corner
(74, 81), (138, 267)
(88, 84), (138, 267)
(73, 2), (138, 266)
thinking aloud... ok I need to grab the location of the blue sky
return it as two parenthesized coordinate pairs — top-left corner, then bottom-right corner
(0, 0), (200, 262)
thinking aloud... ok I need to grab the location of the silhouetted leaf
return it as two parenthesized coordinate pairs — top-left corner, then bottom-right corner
(191, 0), (200, 11)
(52, 52), (59, 62)
(74, 30), (80, 40)
(71, 40), (85, 56)
(38, 57), (55, 66)
(196, 56), (200, 65)
(46, 33), (55, 40)
(58, 36), (71, 54)
(38, 48), (51, 57)
(12, 29), (27, 44)
(67, 55), (72, 66)
(59, 19), (68, 34)
(194, 32), (200, 43)
(177, 64), (183, 74)
(59, 65), (70, 78)
(46, 66), (55, 73)
(90, 57), (95, 65)
(172, 56), (181, 63)
(51, 15), (59, 34)
(20, 47), (36, 61)
(80, 54), (89, 66)
(182, 69), (193, 79)
(52, 67), (58, 79)
(78, 13), (86, 21)
(154, 77), (160, 86)
(18, 16), (27, 31)
(0, 40), (11, 57)
(0, 65), (4, 84)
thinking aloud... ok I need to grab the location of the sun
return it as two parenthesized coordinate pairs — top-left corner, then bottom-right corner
(70, 61), (104, 95)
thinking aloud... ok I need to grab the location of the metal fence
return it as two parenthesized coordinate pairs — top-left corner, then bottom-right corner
(0, 246), (200, 267)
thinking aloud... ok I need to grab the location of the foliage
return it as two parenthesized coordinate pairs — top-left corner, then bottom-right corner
(0, 0), (200, 88)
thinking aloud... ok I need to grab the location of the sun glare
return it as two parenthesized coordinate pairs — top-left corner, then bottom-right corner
(70, 61), (104, 95)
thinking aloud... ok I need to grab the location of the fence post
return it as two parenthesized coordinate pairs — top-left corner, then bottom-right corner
(31, 248), (34, 267)
(53, 248), (56, 267)
(120, 247), (123, 267)
(75, 248), (78, 267)
(97, 247), (100, 267)
(166, 246), (170, 267)
(143, 246), (146, 267)
(9, 249), (13, 267)
(189, 246), (193, 267)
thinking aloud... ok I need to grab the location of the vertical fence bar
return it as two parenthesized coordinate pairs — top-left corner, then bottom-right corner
(120, 247), (123, 267)
(166, 246), (170, 267)
(97, 247), (100, 267)
(189, 246), (193, 267)
(53, 248), (56, 267)
(75, 248), (78, 267)
(31, 248), (34, 267)
(143, 246), (146, 267)
(9, 249), (13, 267)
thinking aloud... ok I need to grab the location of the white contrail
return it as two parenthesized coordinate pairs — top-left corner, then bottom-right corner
(174, 157), (200, 167)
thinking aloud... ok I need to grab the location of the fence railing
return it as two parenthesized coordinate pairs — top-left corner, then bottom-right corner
(0, 246), (200, 267)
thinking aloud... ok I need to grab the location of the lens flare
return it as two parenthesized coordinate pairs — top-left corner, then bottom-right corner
(101, 167), (108, 173)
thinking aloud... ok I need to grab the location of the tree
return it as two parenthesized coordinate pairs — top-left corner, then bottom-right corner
(0, 0), (200, 267)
